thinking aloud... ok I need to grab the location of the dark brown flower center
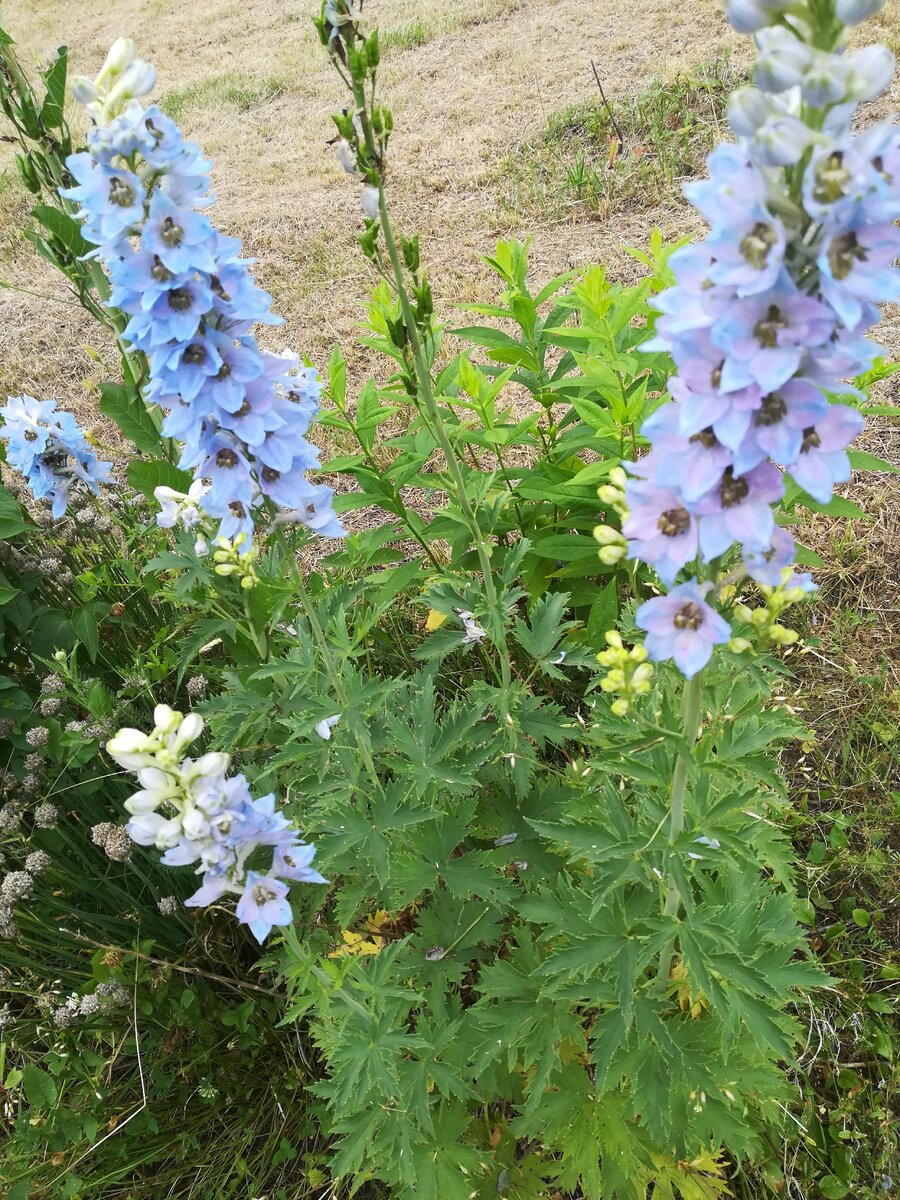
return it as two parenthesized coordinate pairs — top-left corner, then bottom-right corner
(211, 276), (231, 302)
(167, 287), (193, 312)
(161, 215), (183, 247)
(216, 448), (238, 469)
(108, 177), (135, 207)
(261, 466), (280, 483)
(800, 426), (821, 453)
(24, 428), (38, 442)
(183, 343), (206, 365)
(710, 363), (723, 390)
(690, 427), (719, 449)
(236, 399), (252, 417)
(674, 601), (704, 631)
(228, 500), (246, 517)
(720, 468), (750, 508)
(657, 507), (691, 537)
(740, 221), (778, 270)
(754, 304), (789, 349)
(755, 393), (787, 426)
(828, 231), (867, 282)
(151, 255), (173, 283)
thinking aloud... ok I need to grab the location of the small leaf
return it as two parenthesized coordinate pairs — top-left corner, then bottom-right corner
(40, 45), (69, 131)
(23, 1062), (58, 1108)
(0, 485), (29, 538)
(851, 907), (870, 928)
(72, 606), (100, 663)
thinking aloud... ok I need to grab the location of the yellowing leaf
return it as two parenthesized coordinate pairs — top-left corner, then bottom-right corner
(425, 609), (449, 631)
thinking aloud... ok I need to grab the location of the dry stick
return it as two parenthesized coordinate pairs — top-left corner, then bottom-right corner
(590, 60), (626, 148)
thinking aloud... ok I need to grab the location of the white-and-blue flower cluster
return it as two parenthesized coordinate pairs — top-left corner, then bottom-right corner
(0, 395), (113, 517)
(107, 706), (326, 943)
(61, 52), (344, 550)
(629, 0), (898, 678)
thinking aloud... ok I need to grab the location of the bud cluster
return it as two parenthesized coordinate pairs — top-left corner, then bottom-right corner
(596, 631), (655, 716)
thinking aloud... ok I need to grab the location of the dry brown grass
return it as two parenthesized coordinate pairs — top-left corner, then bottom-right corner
(0, 0), (898, 662)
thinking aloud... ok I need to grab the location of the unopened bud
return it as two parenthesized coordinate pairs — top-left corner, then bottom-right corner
(754, 115), (813, 166)
(611, 698), (630, 717)
(727, 86), (771, 136)
(755, 28), (814, 93)
(845, 45), (895, 102)
(599, 545), (627, 566)
(71, 76), (100, 105)
(728, 636), (753, 654)
(96, 37), (137, 85)
(836, 0), (887, 23)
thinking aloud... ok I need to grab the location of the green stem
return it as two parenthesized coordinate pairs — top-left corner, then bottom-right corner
(283, 546), (380, 786)
(654, 671), (704, 993)
(350, 91), (513, 710)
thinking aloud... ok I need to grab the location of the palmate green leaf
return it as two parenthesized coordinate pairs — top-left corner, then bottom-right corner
(512, 591), (576, 662)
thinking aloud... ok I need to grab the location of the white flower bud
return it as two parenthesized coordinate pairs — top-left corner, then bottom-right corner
(836, 0), (887, 23)
(338, 139), (357, 174)
(153, 704), (180, 734)
(71, 76), (99, 106)
(126, 812), (168, 846)
(361, 186), (380, 219)
(124, 789), (163, 815)
(845, 45), (895, 102)
(755, 28), (814, 93)
(96, 38), (136, 85)
(106, 728), (154, 769)
(182, 809), (210, 841)
(726, 0), (790, 33)
(136, 766), (175, 791)
(176, 714), (204, 747)
(727, 86), (772, 135)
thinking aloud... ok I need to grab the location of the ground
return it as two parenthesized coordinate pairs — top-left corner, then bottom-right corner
(0, 1), (898, 1189)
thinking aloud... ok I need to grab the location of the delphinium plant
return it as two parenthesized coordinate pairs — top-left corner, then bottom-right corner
(0, 0), (896, 1195)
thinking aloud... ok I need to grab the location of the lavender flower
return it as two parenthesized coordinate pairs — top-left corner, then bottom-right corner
(608, 0), (898, 678)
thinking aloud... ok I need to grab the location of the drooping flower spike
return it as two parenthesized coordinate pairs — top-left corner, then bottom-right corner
(107, 706), (326, 943)
(62, 51), (344, 551)
(621, 0), (899, 677)
(0, 395), (113, 517)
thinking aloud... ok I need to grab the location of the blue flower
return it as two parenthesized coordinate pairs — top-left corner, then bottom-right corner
(787, 404), (865, 503)
(0, 395), (113, 517)
(693, 461), (784, 559)
(622, 479), (699, 586)
(236, 871), (293, 943)
(636, 582), (732, 679)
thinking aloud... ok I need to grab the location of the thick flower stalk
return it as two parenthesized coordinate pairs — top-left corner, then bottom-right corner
(0, 395), (113, 517)
(622, 0), (898, 676)
(107, 705), (326, 942)
(60, 47), (344, 549)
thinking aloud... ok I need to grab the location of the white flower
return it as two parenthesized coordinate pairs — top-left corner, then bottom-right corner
(315, 714), (341, 740)
(107, 727), (156, 770)
(457, 611), (488, 645)
(338, 140), (357, 174)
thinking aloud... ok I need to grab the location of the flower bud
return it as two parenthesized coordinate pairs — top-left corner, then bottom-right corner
(728, 636), (753, 654)
(361, 186), (380, 219)
(632, 663), (654, 684)
(755, 28), (814, 93)
(801, 54), (851, 106)
(594, 524), (624, 546)
(753, 115), (813, 166)
(598, 544), (627, 565)
(124, 789), (164, 815)
(106, 728), (154, 769)
(836, 0), (887, 23)
(338, 139), (357, 174)
(725, 0), (790, 32)
(611, 698), (630, 717)
(727, 86), (772, 135)
(153, 704), (180, 734)
(845, 45), (895, 102)
(71, 76), (99, 105)
(176, 714), (204, 747)
(96, 37), (136, 85)
(608, 467), (627, 489)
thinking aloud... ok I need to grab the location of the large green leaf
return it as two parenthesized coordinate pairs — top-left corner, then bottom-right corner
(0, 484), (29, 538)
(31, 204), (93, 260)
(126, 458), (193, 499)
(100, 383), (163, 454)
(23, 1063), (57, 1108)
(40, 45), (69, 131)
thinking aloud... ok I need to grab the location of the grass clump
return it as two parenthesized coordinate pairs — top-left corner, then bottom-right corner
(503, 55), (743, 221)
(380, 20), (430, 53)
(160, 71), (288, 123)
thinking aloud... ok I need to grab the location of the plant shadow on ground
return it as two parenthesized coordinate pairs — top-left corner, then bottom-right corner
(501, 55), (744, 222)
